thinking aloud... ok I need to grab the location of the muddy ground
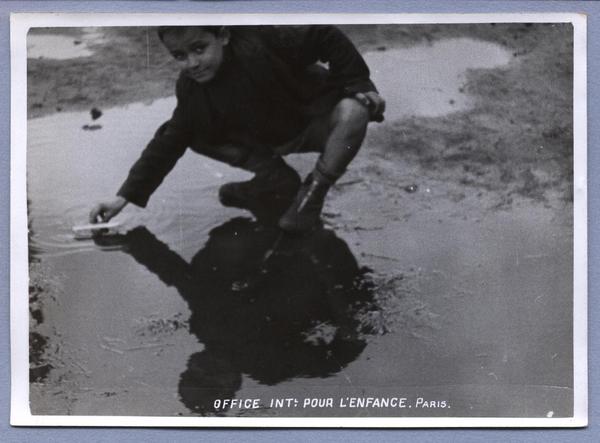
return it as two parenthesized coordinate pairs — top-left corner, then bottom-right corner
(28, 24), (573, 205)
(27, 24), (574, 417)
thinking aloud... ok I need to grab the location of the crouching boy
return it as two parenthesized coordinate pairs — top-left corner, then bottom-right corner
(90, 25), (385, 232)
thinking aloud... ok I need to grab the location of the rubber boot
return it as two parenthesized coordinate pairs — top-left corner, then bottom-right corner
(278, 170), (333, 233)
(218, 157), (301, 210)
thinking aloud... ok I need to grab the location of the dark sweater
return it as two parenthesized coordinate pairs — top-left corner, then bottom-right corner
(118, 25), (378, 207)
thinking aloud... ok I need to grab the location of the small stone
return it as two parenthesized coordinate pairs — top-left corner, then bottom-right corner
(90, 107), (103, 120)
(404, 184), (418, 193)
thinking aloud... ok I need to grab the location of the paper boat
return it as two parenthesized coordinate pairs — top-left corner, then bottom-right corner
(72, 220), (122, 239)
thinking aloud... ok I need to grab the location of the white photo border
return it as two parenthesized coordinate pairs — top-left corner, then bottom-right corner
(10, 11), (588, 428)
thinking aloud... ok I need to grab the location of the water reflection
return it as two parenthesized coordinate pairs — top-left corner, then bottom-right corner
(103, 212), (374, 415)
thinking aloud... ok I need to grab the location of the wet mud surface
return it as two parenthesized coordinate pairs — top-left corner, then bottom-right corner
(27, 24), (573, 417)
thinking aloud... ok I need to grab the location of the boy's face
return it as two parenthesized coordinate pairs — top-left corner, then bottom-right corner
(162, 27), (230, 84)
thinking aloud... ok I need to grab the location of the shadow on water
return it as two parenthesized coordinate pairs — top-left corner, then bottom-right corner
(96, 206), (375, 415)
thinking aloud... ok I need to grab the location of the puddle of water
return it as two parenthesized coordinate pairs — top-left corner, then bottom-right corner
(27, 29), (105, 60)
(230, 206), (573, 417)
(365, 38), (513, 119)
(27, 97), (245, 257)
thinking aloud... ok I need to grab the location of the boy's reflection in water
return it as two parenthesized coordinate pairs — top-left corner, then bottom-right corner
(106, 208), (374, 415)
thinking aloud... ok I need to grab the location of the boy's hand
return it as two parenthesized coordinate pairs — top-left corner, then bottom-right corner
(89, 196), (128, 223)
(354, 91), (386, 122)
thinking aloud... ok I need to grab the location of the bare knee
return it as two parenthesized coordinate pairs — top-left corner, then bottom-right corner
(330, 98), (369, 133)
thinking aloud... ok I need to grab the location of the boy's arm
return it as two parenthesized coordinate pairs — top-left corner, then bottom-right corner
(116, 77), (193, 208)
(263, 25), (378, 97)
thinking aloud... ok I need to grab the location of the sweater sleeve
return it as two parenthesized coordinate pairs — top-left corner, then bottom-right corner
(117, 77), (193, 208)
(261, 25), (378, 96)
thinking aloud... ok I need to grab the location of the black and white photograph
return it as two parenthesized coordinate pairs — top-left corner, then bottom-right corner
(10, 13), (586, 427)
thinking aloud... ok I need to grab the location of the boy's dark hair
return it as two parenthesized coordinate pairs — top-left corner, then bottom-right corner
(157, 26), (225, 42)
